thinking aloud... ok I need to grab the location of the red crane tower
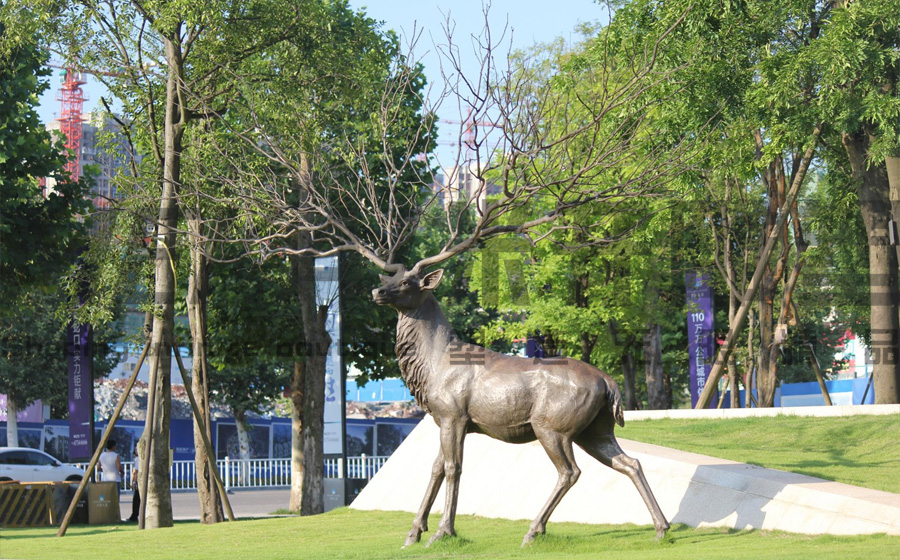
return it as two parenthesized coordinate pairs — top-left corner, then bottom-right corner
(441, 108), (503, 161)
(56, 67), (88, 181)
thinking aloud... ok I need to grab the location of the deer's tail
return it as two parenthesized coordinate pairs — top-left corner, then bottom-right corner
(608, 378), (625, 427)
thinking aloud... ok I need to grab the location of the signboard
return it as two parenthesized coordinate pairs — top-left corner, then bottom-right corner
(0, 396), (44, 423)
(67, 322), (94, 461)
(685, 272), (716, 408)
(316, 256), (344, 456)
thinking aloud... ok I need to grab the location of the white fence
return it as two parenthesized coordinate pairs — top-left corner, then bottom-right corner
(72, 455), (389, 491)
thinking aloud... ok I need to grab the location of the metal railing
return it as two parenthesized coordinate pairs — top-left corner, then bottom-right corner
(71, 455), (389, 491)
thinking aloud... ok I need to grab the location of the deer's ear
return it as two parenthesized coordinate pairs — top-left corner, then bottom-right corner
(378, 274), (391, 283)
(421, 269), (444, 290)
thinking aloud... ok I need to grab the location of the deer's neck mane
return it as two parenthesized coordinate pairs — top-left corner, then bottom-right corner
(395, 294), (457, 413)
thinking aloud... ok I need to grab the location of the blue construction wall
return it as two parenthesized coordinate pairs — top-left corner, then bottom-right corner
(1, 416), (421, 464)
(780, 377), (874, 407)
(713, 377), (874, 408)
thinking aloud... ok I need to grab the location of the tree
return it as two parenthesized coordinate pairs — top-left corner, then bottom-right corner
(185, 14), (435, 514)
(200, 5), (699, 424)
(688, 0), (900, 406)
(204, 256), (299, 469)
(814, 0), (900, 403)
(0, 23), (88, 305)
(0, 24), (95, 444)
(55, 0), (324, 526)
(1, 293), (67, 446)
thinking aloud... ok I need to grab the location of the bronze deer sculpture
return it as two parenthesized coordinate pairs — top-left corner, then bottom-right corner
(372, 266), (670, 547)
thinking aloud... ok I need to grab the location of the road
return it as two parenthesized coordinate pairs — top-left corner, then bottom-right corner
(119, 488), (293, 521)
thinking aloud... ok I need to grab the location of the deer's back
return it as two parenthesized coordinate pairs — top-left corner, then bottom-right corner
(430, 345), (615, 441)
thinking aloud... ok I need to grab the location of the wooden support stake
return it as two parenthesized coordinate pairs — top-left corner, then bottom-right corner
(807, 343), (833, 406)
(172, 347), (235, 521)
(57, 342), (150, 537)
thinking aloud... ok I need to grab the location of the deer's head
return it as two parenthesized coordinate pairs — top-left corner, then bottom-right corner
(372, 267), (444, 311)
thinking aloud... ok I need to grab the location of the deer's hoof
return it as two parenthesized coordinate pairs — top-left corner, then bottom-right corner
(425, 529), (454, 547)
(401, 536), (417, 548)
(655, 525), (670, 542)
(522, 527), (544, 547)
(521, 533), (535, 547)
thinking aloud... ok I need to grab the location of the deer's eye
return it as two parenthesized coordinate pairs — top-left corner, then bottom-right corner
(401, 280), (410, 287)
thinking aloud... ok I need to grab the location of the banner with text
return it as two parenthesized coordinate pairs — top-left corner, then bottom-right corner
(67, 322), (94, 460)
(685, 272), (717, 408)
(316, 256), (344, 456)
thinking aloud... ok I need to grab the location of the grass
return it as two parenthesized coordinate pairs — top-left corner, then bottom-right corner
(617, 414), (900, 493)
(2, 509), (898, 560)
(3, 414), (897, 559)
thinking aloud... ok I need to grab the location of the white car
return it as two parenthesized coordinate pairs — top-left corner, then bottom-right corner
(0, 447), (85, 483)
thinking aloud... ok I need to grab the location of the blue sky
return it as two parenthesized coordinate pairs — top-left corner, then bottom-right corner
(37, 1), (606, 161)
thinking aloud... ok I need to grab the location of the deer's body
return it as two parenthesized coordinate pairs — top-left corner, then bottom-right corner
(375, 268), (669, 547)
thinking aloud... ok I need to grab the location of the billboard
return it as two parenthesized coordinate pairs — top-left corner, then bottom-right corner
(316, 256), (344, 456)
(685, 272), (717, 408)
(67, 322), (94, 461)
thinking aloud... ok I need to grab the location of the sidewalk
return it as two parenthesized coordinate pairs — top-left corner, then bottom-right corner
(119, 488), (293, 521)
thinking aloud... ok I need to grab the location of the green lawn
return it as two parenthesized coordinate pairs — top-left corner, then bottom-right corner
(2, 509), (898, 560)
(617, 413), (900, 493)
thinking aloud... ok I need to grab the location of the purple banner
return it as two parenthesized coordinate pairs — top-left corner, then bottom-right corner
(67, 323), (94, 461)
(0, 395), (44, 423)
(686, 272), (716, 408)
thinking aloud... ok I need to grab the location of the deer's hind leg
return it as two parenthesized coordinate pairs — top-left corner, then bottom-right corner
(404, 449), (444, 547)
(575, 427), (669, 540)
(523, 428), (581, 546)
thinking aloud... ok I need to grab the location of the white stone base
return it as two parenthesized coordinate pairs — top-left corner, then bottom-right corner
(350, 417), (900, 536)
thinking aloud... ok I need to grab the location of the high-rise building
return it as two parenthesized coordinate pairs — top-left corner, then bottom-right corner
(434, 163), (501, 214)
(45, 112), (131, 210)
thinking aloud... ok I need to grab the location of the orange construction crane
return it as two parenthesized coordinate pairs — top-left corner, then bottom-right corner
(54, 66), (88, 181)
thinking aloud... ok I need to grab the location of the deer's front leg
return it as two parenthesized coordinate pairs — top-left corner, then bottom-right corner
(404, 449), (444, 547)
(426, 420), (466, 547)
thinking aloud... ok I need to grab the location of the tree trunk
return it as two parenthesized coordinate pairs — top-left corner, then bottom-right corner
(843, 131), (900, 404)
(141, 33), (185, 529)
(621, 345), (639, 410)
(885, 154), (900, 320)
(643, 323), (667, 410)
(5, 395), (18, 448)
(757, 272), (776, 407)
(233, 408), (251, 484)
(574, 271), (597, 364)
(186, 225), (222, 524)
(745, 309), (756, 408)
(608, 319), (639, 409)
(289, 355), (304, 512)
(294, 239), (330, 515)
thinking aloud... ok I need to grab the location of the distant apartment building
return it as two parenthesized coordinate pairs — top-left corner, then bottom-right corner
(433, 163), (502, 213)
(45, 112), (131, 210)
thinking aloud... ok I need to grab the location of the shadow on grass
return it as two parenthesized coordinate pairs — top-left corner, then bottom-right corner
(1, 527), (126, 540)
(1, 520), (206, 542)
(520, 523), (756, 553)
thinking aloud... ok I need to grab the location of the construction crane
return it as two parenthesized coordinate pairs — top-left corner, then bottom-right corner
(53, 66), (88, 181)
(48, 63), (125, 182)
(440, 108), (504, 161)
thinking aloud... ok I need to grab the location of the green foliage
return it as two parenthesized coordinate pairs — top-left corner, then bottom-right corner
(204, 257), (300, 417)
(0, 30), (90, 304)
(0, 292), (68, 413)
